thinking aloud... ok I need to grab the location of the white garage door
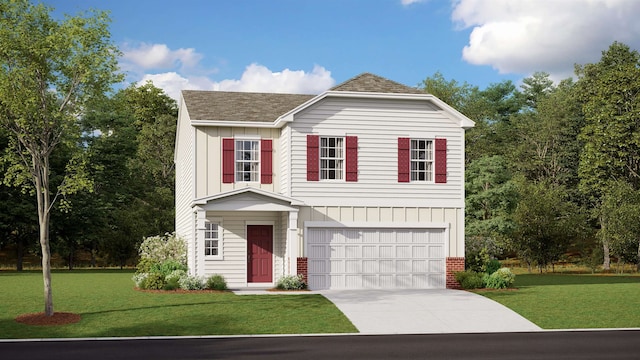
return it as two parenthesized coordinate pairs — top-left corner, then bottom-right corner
(307, 227), (446, 290)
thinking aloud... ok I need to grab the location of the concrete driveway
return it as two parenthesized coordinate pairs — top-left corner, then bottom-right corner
(320, 289), (541, 334)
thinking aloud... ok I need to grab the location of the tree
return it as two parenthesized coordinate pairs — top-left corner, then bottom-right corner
(465, 155), (518, 270)
(0, 1), (121, 316)
(599, 181), (640, 271)
(512, 180), (587, 272)
(576, 42), (640, 269)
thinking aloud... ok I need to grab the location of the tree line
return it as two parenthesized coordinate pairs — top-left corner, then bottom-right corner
(430, 42), (640, 272)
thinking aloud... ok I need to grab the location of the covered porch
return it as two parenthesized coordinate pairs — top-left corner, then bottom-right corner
(190, 188), (303, 288)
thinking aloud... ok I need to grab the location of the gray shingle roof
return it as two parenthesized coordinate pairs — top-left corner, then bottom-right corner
(182, 73), (425, 122)
(182, 91), (314, 122)
(330, 73), (424, 94)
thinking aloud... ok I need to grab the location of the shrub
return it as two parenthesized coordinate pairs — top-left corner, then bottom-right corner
(138, 232), (187, 267)
(485, 259), (502, 274)
(142, 273), (165, 290)
(132, 273), (149, 288)
(179, 275), (205, 290)
(205, 274), (228, 291)
(485, 268), (516, 289)
(276, 275), (307, 290)
(454, 270), (485, 289)
(164, 270), (187, 290)
(155, 260), (188, 277)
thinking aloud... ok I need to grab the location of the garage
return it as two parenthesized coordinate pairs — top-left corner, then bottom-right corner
(306, 227), (446, 290)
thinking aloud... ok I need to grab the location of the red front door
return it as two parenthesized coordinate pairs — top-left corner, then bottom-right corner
(247, 225), (273, 283)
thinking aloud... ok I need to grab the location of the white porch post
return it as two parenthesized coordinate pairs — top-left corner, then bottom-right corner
(287, 210), (299, 276)
(193, 206), (207, 276)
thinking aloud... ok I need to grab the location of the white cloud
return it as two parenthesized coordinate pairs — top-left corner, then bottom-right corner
(139, 64), (335, 101)
(401, 0), (425, 5)
(452, 0), (640, 79)
(212, 64), (334, 94)
(121, 42), (203, 71)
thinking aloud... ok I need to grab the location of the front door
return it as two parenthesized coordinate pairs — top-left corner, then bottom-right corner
(247, 225), (273, 283)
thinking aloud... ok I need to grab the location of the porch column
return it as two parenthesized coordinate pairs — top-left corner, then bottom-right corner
(287, 210), (299, 276)
(193, 206), (207, 276)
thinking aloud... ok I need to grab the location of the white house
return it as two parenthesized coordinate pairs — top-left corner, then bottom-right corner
(174, 73), (474, 290)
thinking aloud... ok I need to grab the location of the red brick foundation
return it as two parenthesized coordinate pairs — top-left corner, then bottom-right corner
(446, 257), (465, 289)
(297, 257), (308, 284)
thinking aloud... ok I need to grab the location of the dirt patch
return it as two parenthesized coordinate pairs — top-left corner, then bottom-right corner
(15, 312), (81, 326)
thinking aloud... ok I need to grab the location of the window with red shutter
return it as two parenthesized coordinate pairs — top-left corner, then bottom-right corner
(260, 139), (272, 184)
(307, 135), (319, 181)
(345, 136), (358, 182)
(222, 138), (235, 183)
(398, 137), (410, 182)
(435, 138), (447, 183)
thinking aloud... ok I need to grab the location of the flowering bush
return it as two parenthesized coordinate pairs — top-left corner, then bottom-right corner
(179, 275), (205, 290)
(276, 275), (307, 290)
(138, 232), (187, 267)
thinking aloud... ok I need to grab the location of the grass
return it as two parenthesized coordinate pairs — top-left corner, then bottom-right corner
(0, 270), (357, 339)
(475, 273), (640, 329)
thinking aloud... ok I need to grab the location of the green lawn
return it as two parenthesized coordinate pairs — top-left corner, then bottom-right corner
(476, 273), (640, 329)
(0, 270), (357, 339)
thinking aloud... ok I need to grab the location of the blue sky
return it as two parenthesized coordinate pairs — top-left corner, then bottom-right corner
(45, 0), (640, 100)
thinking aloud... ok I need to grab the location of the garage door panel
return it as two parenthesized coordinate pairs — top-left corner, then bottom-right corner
(307, 227), (446, 290)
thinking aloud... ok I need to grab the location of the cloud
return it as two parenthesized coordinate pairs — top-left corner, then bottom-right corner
(121, 42), (204, 71)
(401, 0), (425, 5)
(452, 0), (640, 80)
(138, 64), (335, 101)
(212, 64), (335, 94)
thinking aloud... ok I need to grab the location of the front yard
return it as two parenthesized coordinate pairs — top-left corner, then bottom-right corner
(476, 273), (640, 329)
(0, 271), (357, 339)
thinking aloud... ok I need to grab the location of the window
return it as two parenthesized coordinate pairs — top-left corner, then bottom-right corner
(410, 139), (433, 182)
(235, 140), (259, 182)
(204, 222), (220, 257)
(320, 136), (343, 180)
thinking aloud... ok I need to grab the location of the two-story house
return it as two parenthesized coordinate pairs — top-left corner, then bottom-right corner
(174, 73), (474, 290)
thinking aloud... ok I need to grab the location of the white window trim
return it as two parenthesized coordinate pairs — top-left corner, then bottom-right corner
(204, 217), (223, 260)
(320, 136), (344, 181)
(234, 138), (260, 183)
(410, 138), (434, 183)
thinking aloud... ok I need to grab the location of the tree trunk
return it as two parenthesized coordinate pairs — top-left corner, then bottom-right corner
(636, 240), (640, 273)
(35, 155), (54, 317)
(603, 240), (611, 271)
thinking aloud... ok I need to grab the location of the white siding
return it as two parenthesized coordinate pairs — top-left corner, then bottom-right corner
(288, 97), (465, 208)
(175, 98), (196, 270)
(194, 127), (282, 198)
(199, 211), (286, 288)
(279, 126), (290, 196)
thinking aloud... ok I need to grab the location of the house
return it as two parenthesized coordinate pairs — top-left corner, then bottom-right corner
(174, 73), (474, 290)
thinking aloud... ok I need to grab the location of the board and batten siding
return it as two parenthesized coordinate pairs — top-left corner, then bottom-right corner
(199, 211), (287, 287)
(175, 99), (197, 271)
(287, 97), (466, 208)
(194, 127), (282, 198)
(297, 205), (464, 258)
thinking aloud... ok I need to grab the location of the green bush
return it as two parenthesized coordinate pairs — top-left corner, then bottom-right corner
(205, 274), (228, 291)
(155, 260), (188, 276)
(485, 268), (516, 289)
(485, 259), (502, 274)
(179, 275), (205, 290)
(276, 275), (307, 290)
(454, 270), (485, 289)
(164, 270), (187, 290)
(142, 273), (165, 290)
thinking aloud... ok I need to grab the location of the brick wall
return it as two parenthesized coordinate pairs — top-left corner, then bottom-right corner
(297, 257), (308, 284)
(446, 257), (465, 289)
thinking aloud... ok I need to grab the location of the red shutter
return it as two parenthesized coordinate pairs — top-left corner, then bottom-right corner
(345, 136), (358, 182)
(222, 138), (235, 183)
(435, 138), (447, 183)
(398, 137), (410, 183)
(307, 135), (319, 181)
(260, 139), (273, 184)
